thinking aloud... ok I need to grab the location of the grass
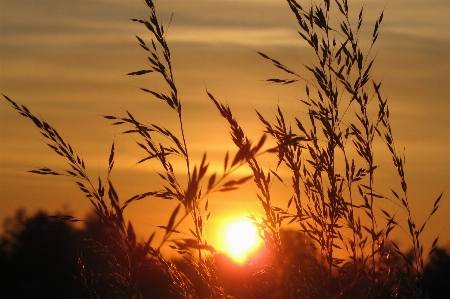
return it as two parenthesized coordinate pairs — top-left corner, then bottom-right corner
(2, 0), (444, 298)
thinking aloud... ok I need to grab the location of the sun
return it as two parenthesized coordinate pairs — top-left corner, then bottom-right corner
(224, 220), (260, 263)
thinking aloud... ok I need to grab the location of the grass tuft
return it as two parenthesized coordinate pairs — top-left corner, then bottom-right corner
(3, 0), (444, 298)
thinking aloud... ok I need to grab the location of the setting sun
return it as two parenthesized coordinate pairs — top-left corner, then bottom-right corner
(223, 220), (260, 263)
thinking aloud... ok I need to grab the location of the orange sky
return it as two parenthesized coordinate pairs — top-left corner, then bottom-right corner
(1, 0), (449, 255)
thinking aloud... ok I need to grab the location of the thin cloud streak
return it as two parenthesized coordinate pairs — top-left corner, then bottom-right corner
(166, 26), (305, 46)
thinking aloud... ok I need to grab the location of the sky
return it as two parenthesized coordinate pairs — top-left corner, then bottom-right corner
(1, 0), (449, 255)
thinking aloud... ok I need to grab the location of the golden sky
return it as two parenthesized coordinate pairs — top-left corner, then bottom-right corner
(1, 0), (449, 253)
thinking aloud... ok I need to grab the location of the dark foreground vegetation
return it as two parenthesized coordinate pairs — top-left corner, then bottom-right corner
(0, 209), (449, 298)
(2, 0), (447, 298)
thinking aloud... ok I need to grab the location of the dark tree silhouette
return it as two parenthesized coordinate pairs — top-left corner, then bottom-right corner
(0, 209), (80, 298)
(0, 209), (188, 298)
(1, 209), (449, 298)
(422, 247), (450, 299)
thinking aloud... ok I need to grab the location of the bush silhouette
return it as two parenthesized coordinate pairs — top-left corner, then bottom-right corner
(0, 209), (79, 298)
(2, 212), (449, 298)
(422, 248), (450, 299)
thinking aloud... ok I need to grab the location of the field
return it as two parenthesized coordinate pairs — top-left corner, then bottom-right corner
(1, 0), (449, 298)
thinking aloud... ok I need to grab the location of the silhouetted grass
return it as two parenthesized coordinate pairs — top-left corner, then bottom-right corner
(3, 0), (444, 298)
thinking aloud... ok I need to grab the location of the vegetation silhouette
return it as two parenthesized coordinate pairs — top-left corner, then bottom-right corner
(421, 247), (450, 299)
(1, 210), (449, 298)
(2, 0), (446, 298)
(0, 209), (80, 298)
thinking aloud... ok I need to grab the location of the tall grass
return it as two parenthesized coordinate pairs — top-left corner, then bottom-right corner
(207, 1), (444, 297)
(3, 0), (443, 298)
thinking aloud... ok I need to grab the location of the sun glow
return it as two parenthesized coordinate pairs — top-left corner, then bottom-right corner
(223, 220), (260, 263)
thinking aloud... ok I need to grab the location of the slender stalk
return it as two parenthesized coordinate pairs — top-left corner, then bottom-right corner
(178, 108), (191, 184)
